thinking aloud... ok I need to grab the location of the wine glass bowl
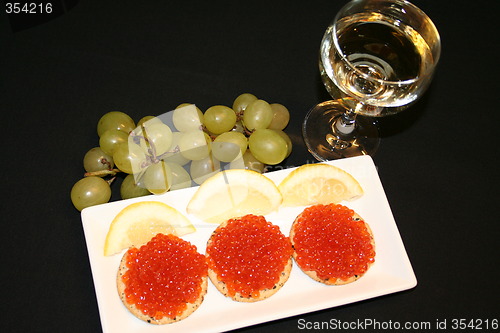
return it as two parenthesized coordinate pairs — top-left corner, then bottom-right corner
(303, 0), (441, 160)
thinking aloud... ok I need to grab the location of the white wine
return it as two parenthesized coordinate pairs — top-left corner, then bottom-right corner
(303, 0), (440, 160)
(320, 12), (436, 116)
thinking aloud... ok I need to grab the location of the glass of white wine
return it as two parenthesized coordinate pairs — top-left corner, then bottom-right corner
(303, 0), (441, 160)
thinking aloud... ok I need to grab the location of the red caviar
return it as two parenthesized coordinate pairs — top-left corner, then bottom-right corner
(206, 215), (293, 298)
(292, 204), (375, 282)
(122, 233), (208, 320)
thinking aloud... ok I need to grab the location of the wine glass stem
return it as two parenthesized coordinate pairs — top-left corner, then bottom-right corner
(334, 109), (356, 135)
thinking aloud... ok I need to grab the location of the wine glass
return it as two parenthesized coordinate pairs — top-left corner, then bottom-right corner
(303, 0), (441, 160)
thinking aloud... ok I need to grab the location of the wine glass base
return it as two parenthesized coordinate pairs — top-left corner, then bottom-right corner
(302, 100), (380, 161)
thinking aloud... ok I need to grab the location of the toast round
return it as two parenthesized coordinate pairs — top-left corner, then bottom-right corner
(206, 215), (293, 302)
(117, 233), (208, 324)
(207, 258), (292, 302)
(290, 204), (375, 285)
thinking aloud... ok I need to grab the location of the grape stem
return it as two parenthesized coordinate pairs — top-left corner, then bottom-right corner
(84, 169), (121, 177)
(235, 111), (254, 136)
(130, 131), (181, 171)
(106, 176), (116, 186)
(101, 157), (113, 170)
(201, 125), (216, 141)
(236, 110), (244, 121)
(243, 127), (254, 136)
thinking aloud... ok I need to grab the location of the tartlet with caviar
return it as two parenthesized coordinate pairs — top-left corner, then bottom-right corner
(290, 203), (375, 285)
(206, 214), (293, 302)
(117, 233), (208, 324)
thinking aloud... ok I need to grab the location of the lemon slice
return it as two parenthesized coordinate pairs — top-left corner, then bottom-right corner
(186, 169), (282, 224)
(278, 163), (363, 206)
(104, 201), (195, 256)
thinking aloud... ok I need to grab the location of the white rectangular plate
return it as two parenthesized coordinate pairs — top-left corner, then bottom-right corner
(81, 155), (416, 333)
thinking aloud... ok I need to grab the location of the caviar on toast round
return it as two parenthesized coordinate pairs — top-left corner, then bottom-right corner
(206, 214), (293, 302)
(117, 233), (208, 324)
(290, 204), (375, 285)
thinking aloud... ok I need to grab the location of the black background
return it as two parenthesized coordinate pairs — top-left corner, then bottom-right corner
(1, 0), (499, 332)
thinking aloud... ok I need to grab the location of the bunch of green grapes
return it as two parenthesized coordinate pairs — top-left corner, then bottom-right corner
(232, 93), (291, 166)
(70, 94), (292, 211)
(70, 110), (189, 211)
(200, 93), (292, 171)
(71, 111), (144, 211)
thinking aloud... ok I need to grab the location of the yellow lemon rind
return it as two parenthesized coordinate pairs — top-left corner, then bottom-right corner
(103, 201), (195, 256)
(278, 163), (363, 207)
(186, 169), (282, 224)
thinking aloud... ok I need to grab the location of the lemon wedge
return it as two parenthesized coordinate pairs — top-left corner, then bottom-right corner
(278, 163), (363, 206)
(104, 201), (195, 256)
(186, 169), (282, 224)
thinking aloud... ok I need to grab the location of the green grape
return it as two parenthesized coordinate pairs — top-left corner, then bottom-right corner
(137, 115), (159, 127)
(142, 116), (165, 129)
(243, 99), (274, 130)
(226, 152), (245, 170)
(113, 141), (146, 174)
(139, 122), (173, 156)
(166, 162), (192, 190)
(274, 129), (292, 157)
(162, 132), (190, 166)
(204, 105), (237, 135)
(232, 150), (265, 173)
(212, 141), (241, 163)
(143, 160), (172, 195)
(221, 131), (248, 155)
(248, 129), (288, 165)
(268, 103), (290, 130)
(178, 130), (212, 161)
(70, 176), (111, 211)
(232, 93), (257, 113)
(232, 120), (245, 133)
(190, 153), (221, 185)
(97, 111), (135, 137)
(212, 131), (248, 162)
(173, 104), (204, 131)
(83, 147), (114, 175)
(99, 129), (128, 155)
(120, 174), (150, 199)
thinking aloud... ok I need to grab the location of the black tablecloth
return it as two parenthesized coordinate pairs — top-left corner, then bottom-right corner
(1, 1), (498, 332)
